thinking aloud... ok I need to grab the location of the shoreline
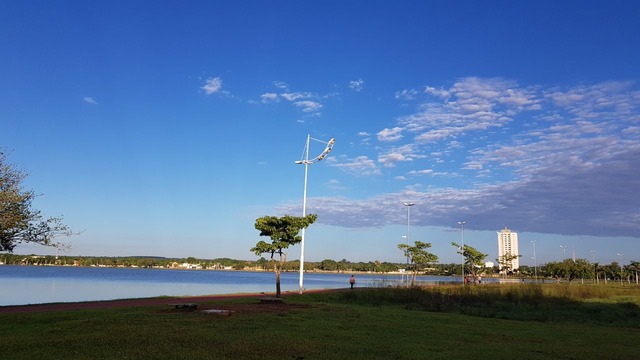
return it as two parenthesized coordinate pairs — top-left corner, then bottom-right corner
(0, 288), (345, 314)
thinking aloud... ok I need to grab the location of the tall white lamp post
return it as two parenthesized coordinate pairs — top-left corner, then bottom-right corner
(531, 240), (537, 283)
(617, 253), (624, 285)
(458, 221), (466, 283)
(590, 250), (596, 284)
(295, 134), (335, 294)
(402, 202), (414, 287)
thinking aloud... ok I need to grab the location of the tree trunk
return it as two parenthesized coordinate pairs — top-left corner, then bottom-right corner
(272, 259), (281, 298)
(411, 268), (417, 287)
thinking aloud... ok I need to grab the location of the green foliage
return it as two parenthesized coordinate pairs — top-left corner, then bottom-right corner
(1, 151), (72, 252)
(326, 284), (640, 327)
(451, 241), (487, 282)
(2, 288), (640, 360)
(251, 214), (317, 258)
(251, 214), (317, 297)
(319, 258), (338, 270)
(397, 241), (438, 286)
(496, 251), (520, 276)
(545, 259), (597, 282)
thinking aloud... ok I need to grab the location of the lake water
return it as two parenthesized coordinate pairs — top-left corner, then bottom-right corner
(0, 266), (466, 306)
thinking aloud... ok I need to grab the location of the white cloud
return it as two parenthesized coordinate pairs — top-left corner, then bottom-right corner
(259, 82), (334, 116)
(415, 128), (458, 142)
(377, 144), (424, 167)
(377, 127), (403, 142)
(357, 131), (370, 136)
(349, 79), (365, 92)
(294, 100), (322, 113)
(407, 169), (434, 175)
(424, 86), (450, 99)
(83, 96), (98, 105)
(201, 77), (223, 95)
(394, 78), (541, 145)
(395, 89), (419, 100)
(260, 93), (279, 103)
(331, 156), (381, 176)
(281, 92), (312, 101)
(273, 81), (288, 90)
(276, 78), (640, 240)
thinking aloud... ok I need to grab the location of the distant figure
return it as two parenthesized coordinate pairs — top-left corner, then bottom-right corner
(349, 275), (355, 289)
(478, 276), (482, 284)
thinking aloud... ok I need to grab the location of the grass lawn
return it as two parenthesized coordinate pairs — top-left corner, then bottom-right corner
(1, 284), (639, 360)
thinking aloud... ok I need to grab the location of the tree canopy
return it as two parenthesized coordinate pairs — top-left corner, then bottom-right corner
(251, 214), (317, 297)
(452, 242), (488, 283)
(1, 151), (72, 253)
(496, 252), (521, 277)
(398, 241), (438, 287)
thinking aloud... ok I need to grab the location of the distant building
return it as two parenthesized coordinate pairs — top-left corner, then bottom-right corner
(497, 227), (519, 273)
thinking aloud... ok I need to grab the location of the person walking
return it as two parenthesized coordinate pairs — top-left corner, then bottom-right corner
(349, 275), (355, 289)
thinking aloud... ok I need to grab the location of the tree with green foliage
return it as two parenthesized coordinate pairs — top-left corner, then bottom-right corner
(628, 261), (639, 285)
(398, 241), (438, 287)
(544, 259), (595, 283)
(598, 262), (621, 284)
(496, 252), (521, 278)
(319, 259), (338, 271)
(452, 242), (487, 283)
(1, 150), (73, 253)
(251, 214), (317, 297)
(571, 259), (594, 283)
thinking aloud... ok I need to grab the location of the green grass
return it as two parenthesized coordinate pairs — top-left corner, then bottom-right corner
(2, 284), (640, 360)
(318, 284), (640, 327)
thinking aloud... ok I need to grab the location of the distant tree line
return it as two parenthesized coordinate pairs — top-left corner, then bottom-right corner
(2, 253), (637, 284)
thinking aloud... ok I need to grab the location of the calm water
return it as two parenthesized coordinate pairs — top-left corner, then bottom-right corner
(0, 266), (464, 306)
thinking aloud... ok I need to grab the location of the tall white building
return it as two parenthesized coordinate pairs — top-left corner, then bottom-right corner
(497, 227), (519, 273)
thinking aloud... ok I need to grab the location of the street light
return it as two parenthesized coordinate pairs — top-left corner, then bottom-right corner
(403, 202), (414, 286)
(531, 240), (537, 283)
(401, 235), (408, 285)
(295, 134), (335, 294)
(458, 221), (466, 283)
(402, 203), (414, 259)
(617, 253), (624, 285)
(591, 250), (596, 284)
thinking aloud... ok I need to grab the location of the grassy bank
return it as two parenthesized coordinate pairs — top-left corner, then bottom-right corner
(315, 283), (640, 327)
(2, 284), (639, 360)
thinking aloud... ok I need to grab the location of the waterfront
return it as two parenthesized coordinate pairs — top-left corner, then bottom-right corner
(0, 265), (465, 306)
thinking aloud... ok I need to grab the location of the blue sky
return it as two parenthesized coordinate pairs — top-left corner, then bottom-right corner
(2, 1), (639, 266)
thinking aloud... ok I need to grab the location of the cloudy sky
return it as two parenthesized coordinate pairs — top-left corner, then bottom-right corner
(2, 1), (639, 266)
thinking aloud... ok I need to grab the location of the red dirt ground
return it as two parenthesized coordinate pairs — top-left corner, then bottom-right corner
(0, 288), (345, 314)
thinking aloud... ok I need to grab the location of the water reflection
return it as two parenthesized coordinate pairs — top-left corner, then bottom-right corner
(0, 266), (504, 306)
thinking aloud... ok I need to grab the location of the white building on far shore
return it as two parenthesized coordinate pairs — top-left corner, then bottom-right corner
(497, 227), (519, 273)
